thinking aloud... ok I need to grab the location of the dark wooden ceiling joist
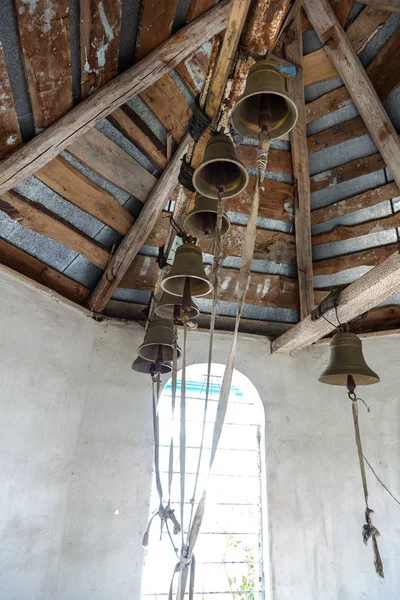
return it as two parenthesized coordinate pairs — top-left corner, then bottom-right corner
(35, 155), (135, 235)
(15, 0), (73, 130)
(313, 243), (398, 275)
(0, 238), (90, 305)
(0, 0), (231, 195)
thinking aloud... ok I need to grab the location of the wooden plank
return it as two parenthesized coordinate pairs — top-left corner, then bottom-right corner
(66, 128), (156, 201)
(15, 0), (72, 130)
(310, 153), (385, 193)
(311, 182), (399, 224)
(303, 48), (338, 87)
(241, 0), (291, 55)
(307, 116), (367, 154)
(0, 191), (109, 269)
(187, 0), (216, 22)
(305, 0), (400, 193)
(88, 133), (190, 312)
(229, 177), (295, 222)
(0, 0), (231, 195)
(303, 5), (390, 89)
(176, 49), (210, 95)
(122, 253), (326, 309)
(35, 155), (134, 235)
(135, 0), (179, 61)
(272, 250), (400, 353)
(313, 243), (398, 275)
(305, 9), (394, 122)
(107, 105), (167, 170)
(366, 29), (400, 100)
(236, 145), (293, 174)
(350, 305), (400, 335)
(0, 238), (90, 304)
(358, 0), (400, 12)
(140, 75), (189, 144)
(330, 0), (353, 26)
(80, 0), (122, 99)
(286, 12), (314, 319)
(312, 212), (400, 245)
(147, 212), (296, 263)
(0, 42), (22, 158)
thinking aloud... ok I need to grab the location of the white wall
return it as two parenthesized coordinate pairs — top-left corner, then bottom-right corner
(0, 269), (399, 599)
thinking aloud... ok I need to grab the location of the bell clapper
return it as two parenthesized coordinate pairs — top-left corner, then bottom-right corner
(201, 211), (214, 237)
(182, 277), (192, 314)
(173, 303), (181, 323)
(155, 344), (164, 375)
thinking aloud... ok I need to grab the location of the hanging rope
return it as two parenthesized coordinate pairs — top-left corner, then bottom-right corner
(142, 372), (181, 548)
(348, 386), (384, 578)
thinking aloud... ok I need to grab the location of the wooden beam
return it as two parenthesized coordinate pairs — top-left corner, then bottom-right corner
(313, 243), (398, 275)
(35, 155), (134, 235)
(0, 42), (22, 158)
(272, 250), (400, 353)
(313, 212), (400, 246)
(0, 191), (110, 269)
(0, 0), (231, 195)
(307, 116), (367, 155)
(286, 12), (314, 318)
(310, 153), (385, 193)
(303, 4), (390, 89)
(305, 0), (400, 192)
(135, 0), (179, 61)
(66, 128), (156, 201)
(15, 0), (72, 129)
(88, 133), (190, 312)
(359, 0), (400, 12)
(0, 238), (90, 305)
(241, 0), (292, 55)
(311, 182), (399, 224)
(366, 29), (400, 100)
(80, 0), (122, 99)
(186, 0), (215, 22)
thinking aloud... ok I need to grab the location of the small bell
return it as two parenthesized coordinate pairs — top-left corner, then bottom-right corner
(131, 355), (172, 375)
(155, 291), (200, 321)
(161, 242), (212, 298)
(193, 132), (249, 199)
(231, 60), (298, 140)
(183, 194), (230, 240)
(319, 331), (379, 386)
(138, 318), (182, 363)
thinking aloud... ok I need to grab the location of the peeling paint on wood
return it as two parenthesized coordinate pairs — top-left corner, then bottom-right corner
(0, 43), (22, 158)
(15, 0), (72, 129)
(310, 153), (385, 193)
(80, 0), (122, 99)
(313, 243), (398, 275)
(312, 212), (400, 246)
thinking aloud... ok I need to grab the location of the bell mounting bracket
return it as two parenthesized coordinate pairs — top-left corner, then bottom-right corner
(311, 288), (342, 322)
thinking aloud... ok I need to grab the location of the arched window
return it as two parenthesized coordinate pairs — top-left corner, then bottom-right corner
(141, 363), (267, 599)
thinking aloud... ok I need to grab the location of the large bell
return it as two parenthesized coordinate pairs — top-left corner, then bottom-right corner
(231, 60), (298, 140)
(319, 332), (379, 386)
(138, 318), (182, 362)
(131, 355), (172, 375)
(193, 132), (249, 199)
(183, 194), (230, 240)
(155, 291), (200, 321)
(161, 242), (212, 298)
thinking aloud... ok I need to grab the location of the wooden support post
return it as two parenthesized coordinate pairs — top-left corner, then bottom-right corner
(88, 134), (190, 312)
(304, 0), (400, 192)
(272, 250), (400, 354)
(285, 12), (314, 319)
(0, 0), (231, 195)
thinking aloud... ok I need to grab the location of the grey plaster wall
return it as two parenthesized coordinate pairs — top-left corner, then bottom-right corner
(0, 270), (399, 599)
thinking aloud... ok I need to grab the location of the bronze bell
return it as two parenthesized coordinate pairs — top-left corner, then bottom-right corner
(155, 291), (200, 321)
(193, 132), (249, 199)
(161, 242), (212, 298)
(131, 355), (172, 375)
(319, 332), (379, 386)
(231, 60), (298, 140)
(138, 318), (182, 363)
(183, 194), (230, 240)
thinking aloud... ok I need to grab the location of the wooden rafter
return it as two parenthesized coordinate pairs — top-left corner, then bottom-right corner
(304, 0), (400, 192)
(0, 0), (231, 195)
(285, 12), (314, 319)
(272, 250), (400, 354)
(359, 0), (400, 12)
